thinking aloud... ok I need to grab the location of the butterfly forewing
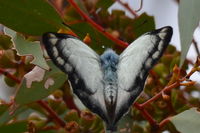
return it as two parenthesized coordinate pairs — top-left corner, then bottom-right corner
(42, 33), (109, 120)
(114, 26), (173, 124)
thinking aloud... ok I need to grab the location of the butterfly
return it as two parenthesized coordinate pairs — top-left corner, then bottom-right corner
(42, 26), (173, 131)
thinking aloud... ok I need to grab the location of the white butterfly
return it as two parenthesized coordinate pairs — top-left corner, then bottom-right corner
(42, 26), (173, 131)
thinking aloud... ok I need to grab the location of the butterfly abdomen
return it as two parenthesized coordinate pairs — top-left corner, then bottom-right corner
(100, 49), (119, 102)
(100, 49), (119, 125)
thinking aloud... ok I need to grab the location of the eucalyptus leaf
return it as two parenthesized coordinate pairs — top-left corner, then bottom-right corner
(131, 13), (155, 38)
(38, 130), (56, 133)
(97, 0), (114, 9)
(69, 22), (114, 54)
(5, 28), (49, 70)
(0, 121), (27, 133)
(15, 61), (66, 105)
(0, 0), (63, 35)
(0, 106), (28, 125)
(171, 108), (200, 133)
(179, 0), (200, 66)
(0, 104), (9, 116)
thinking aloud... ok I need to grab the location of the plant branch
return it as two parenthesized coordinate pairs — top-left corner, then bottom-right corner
(159, 117), (171, 128)
(134, 103), (158, 127)
(134, 0), (143, 12)
(134, 101), (172, 129)
(116, 0), (139, 17)
(140, 82), (180, 107)
(37, 100), (66, 127)
(67, 0), (128, 48)
(140, 57), (200, 107)
(63, 94), (80, 114)
(192, 39), (200, 56)
(0, 68), (21, 83)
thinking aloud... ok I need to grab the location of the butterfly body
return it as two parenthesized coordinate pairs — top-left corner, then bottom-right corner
(42, 26), (173, 131)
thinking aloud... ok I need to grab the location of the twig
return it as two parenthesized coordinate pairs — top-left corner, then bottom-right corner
(140, 82), (180, 107)
(37, 100), (66, 127)
(116, 0), (139, 17)
(67, 0), (128, 48)
(134, 103), (158, 127)
(140, 59), (199, 107)
(134, 101), (172, 129)
(0, 68), (21, 83)
(134, 0), (143, 12)
(192, 39), (200, 56)
(63, 94), (80, 114)
(159, 117), (171, 128)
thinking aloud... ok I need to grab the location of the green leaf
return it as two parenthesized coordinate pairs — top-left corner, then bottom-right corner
(170, 108), (200, 133)
(107, 12), (155, 43)
(97, 0), (114, 9)
(179, 0), (200, 66)
(38, 130), (56, 133)
(5, 28), (49, 70)
(0, 106), (28, 125)
(70, 22), (114, 53)
(0, 0), (63, 35)
(131, 13), (155, 38)
(0, 104), (9, 116)
(0, 121), (27, 133)
(75, 0), (89, 15)
(15, 61), (66, 105)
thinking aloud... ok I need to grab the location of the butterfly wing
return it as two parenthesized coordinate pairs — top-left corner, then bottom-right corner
(114, 26), (173, 124)
(42, 33), (108, 122)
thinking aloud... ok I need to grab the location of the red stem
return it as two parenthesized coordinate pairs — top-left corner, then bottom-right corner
(63, 95), (80, 114)
(134, 103), (158, 127)
(159, 117), (171, 128)
(140, 82), (180, 107)
(67, 0), (128, 48)
(37, 100), (66, 127)
(116, 0), (139, 17)
(134, 103), (172, 129)
(0, 68), (21, 83)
